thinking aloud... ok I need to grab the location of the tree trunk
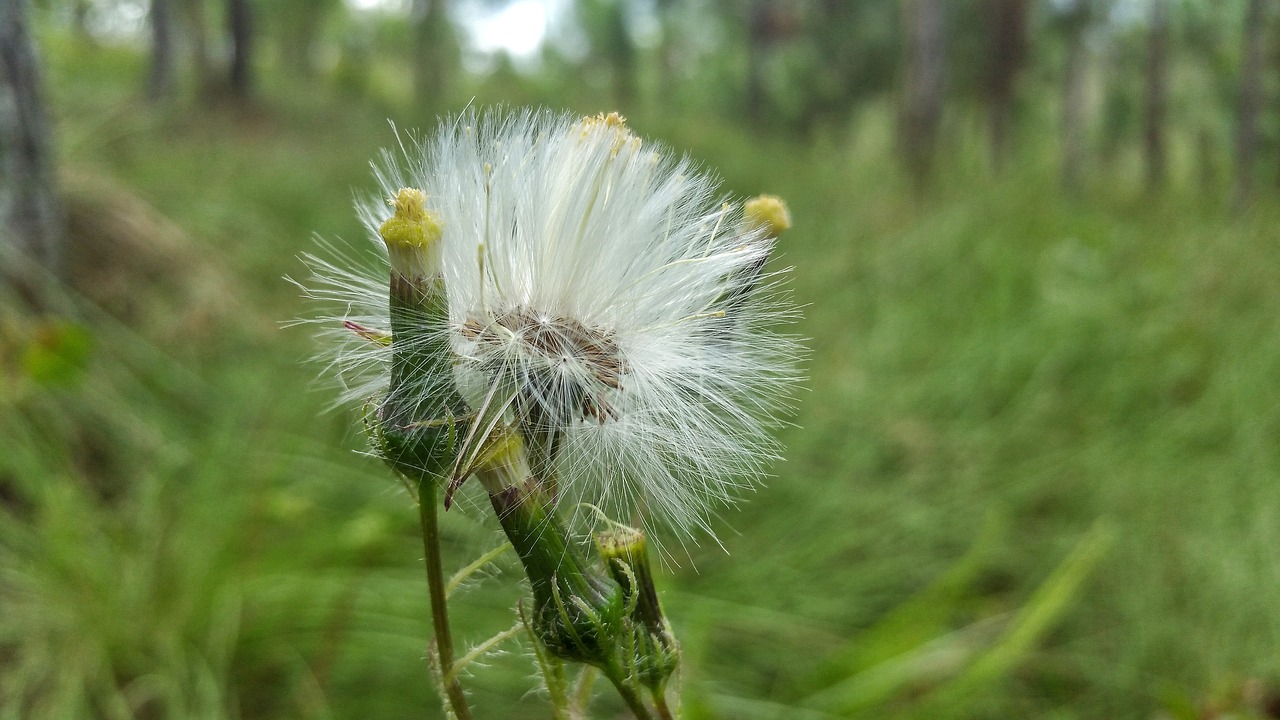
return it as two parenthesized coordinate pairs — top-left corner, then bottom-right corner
(743, 0), (769, 128)
(1234, 0), (1265, 209)
(1199, 126), (1220, 192)
(603, 0), (635, 109)
(412, 0), (453, 110)
(1143, 0), (1168, 193)
(281, 0), (333, 79)
(181, 0), (215, 97)
(654, 0), (679, 107)
(227, 0), (253, 98)
(147, 0), (175, 101)
(1061, 13), (1088, 193)
(899, 0), (946, 192)
(0, 0), (65, 302)
(984, 0), (1029, 173)
(72, 0), (91, 38)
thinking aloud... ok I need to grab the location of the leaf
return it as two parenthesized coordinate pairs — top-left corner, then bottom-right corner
(21, 320), (93, 388)
(802, 511), (1006, 694)
(799, 519), (1113, 718)
(910, 520), (1115, 717)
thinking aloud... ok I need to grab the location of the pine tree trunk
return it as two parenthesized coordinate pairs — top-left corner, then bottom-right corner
(654, 0), (679, 107)
(0, 0), (65, 301)
(412, 0), (453, 110)
(72, 0), (91, 38)
(182, 0), (214, 97)
(1234, 0), (1265, 209)
(604, 0), (635, 109)
(1143, 0), (1168, 193)
(743, 0), (769, 129)
(282, 7), (319, 78)
(985, 0), (1029, 173)
(1061, 15), (1088, 193)
(147, 0), (175, 101)
(899, 0), (946, 192)
(227, 0), (253, 98)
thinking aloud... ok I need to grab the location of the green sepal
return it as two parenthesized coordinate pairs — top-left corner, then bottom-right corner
(615, 616), (680, 699)
(373, 270), (469, 484)
(371, 409), (462, 484)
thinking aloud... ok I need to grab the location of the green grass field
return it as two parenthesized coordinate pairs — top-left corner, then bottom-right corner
(4, 41), (1280, 719)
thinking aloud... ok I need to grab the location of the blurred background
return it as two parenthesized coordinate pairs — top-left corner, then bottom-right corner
(2, 0), (1280, 718)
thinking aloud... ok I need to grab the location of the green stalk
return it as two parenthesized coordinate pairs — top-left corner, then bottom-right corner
(418, 478), (472, 720)
(385, 271), (470, 717)
(486, 477), (624, 667)
(374, 190), (473, 718)
(570, 666), (598, 718)
(486, 472), (667, 719)
(653, 694), (675, 720)
(604, 675), (656, 720)
(521, 600), (572, 719)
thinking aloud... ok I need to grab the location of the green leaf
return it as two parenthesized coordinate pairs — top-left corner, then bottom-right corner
(21, 320), (93, 388)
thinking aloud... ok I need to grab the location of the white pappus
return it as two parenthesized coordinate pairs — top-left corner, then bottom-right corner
(299, 108), (801, 548)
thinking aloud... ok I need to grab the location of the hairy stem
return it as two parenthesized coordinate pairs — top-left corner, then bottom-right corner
(519, 600), (572, 719)
(570, 666), (598, 719)
(653, 693), (675, 720)
(419, 479), (472, 720)
(606, 674), (656, 720)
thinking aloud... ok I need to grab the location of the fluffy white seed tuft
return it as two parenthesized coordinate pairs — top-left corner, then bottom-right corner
(298, 108), (802, 547)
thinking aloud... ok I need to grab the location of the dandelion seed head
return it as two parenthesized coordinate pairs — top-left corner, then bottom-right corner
(300, 108), (801, 547)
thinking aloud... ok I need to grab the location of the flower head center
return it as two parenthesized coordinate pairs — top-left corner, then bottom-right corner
(461, 308), (627, 423)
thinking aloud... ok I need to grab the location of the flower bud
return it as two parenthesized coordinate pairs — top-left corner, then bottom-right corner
(379, 187), (443, 281)
(596, 525), (680, 696)
(373, 189), (462, 482)
(369, 409), (459, 483)
(743, 194), (791, 238)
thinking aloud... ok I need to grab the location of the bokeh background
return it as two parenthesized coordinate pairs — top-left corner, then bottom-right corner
(3, 0), (1280, 718)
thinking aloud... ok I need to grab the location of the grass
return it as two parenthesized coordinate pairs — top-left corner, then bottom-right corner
(4, 39), (1280, 719)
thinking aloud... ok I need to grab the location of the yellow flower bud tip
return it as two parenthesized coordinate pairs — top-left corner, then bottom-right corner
(743, 195), (791, 238)
(378, 187), (442, 250)
(580, 111), (627, 130)
(392, 187), (428, 218)
(576, 112), (641, 156)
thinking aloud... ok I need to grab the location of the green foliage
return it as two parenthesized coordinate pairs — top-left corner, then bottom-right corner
(7, 28), (1280, 720)
(20, 320), (92, 387)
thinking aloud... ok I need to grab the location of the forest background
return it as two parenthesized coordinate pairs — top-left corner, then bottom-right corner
(3, 0), (1280, 718)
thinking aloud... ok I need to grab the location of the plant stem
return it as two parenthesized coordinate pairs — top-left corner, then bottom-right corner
(653, 693), (675, 720)
(519, 601), (572, 719)
(418, 478), (473, 720)
(606, 674), (656, 720)
(570, 666), (598, 719)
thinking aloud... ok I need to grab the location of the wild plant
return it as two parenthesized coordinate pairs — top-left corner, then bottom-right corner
(296, 109), (798, 719)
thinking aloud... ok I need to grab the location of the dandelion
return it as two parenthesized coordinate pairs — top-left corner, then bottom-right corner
(295, 108), (801, 718)
(303, 108), (800, 545)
